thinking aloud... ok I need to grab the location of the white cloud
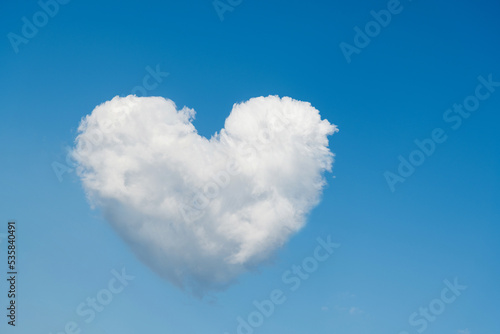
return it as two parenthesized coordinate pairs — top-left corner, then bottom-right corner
(348, 306), (363, 315)
(334, 305), (364, 316)
(73, 95), (337, 295)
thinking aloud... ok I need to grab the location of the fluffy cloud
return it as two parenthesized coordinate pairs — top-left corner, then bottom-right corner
(73, 95), (337, 295)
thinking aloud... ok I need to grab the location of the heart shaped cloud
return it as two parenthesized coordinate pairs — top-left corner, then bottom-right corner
(73, 95), (337, 294)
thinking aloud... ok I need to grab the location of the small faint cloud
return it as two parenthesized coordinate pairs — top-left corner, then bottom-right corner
(348, 306), (363, 315)
(339, 291), (356, 299)
(334, 305), (364, 316)
(321, 306), (329, 312)
(458, 329), (470, 334)
(332, 292), (364, 316)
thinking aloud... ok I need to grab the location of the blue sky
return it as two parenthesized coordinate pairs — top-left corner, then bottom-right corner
(0, 0), (499, 333)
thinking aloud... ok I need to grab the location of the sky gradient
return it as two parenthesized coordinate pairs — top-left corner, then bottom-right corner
(0, 0), (499, 333)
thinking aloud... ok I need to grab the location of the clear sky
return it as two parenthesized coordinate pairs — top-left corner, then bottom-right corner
(0, 0), (499, 333)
